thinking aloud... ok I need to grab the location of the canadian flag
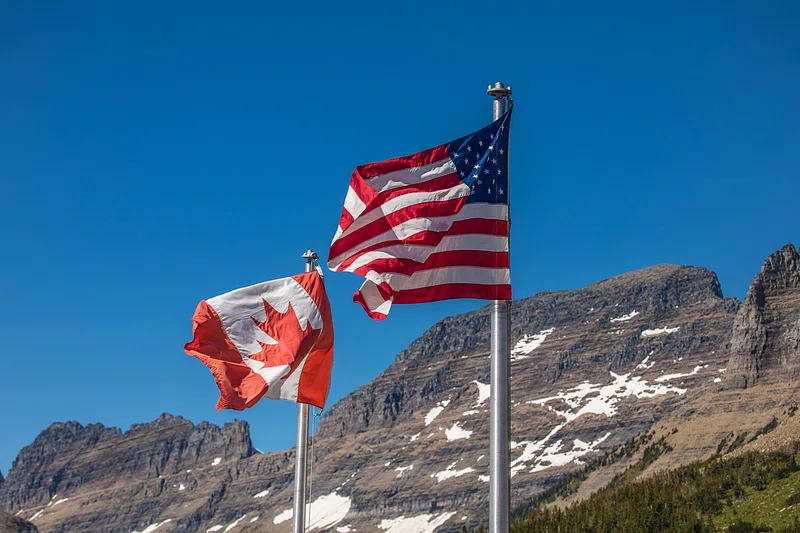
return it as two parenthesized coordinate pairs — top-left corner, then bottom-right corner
(184, 270), (334, 410)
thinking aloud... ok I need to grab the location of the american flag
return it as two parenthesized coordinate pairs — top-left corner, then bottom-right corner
(328, 109), (512, 319)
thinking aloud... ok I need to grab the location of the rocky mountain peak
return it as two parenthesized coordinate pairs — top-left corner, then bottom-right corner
(758, 244), (800, 291)
(9, 421), (122, 476)
(317, 263), (735, 442)
(0, 418), (254, 514)
(725, 244), (800, 389)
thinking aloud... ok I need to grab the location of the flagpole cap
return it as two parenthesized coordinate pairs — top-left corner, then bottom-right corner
(487, 82), (512, 98)
(302, 250), (319, 261)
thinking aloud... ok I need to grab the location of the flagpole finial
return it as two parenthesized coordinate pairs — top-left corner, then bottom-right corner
(487, 81), (512, 99)
(302, 249), (319, 271)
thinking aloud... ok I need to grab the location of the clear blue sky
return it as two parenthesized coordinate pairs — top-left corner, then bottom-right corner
(1, 1), (798, 475)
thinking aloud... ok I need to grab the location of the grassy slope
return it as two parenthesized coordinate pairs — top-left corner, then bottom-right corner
(714, 469), (800, 531)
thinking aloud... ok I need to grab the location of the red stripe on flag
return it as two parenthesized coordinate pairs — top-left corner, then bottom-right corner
(394, 283), (512, 304)
(352, 250), (509, 277)
(361, 172), (463, 217)
(338, 209), (354, 232)
(448, 218), (509, 236)
(352, 290), (390, 320)
(353, 282), (512, 320)
(333, 218), (509, 272)
(357, 144), (450, 179)
(329, 196), (469, 261)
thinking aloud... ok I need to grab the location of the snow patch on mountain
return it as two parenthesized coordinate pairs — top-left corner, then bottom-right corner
(395, 465), (413, 478)
(425, 399), (451, 426)
(636, 355), (655, 370)
(431, 461), (475, 483)
(611, 310), (639, 322)
(641, 326), (680, 337)
(511, 328), (555, 360)
(445, 422), (473, 441)
(530, 433), (611, 473)
(378, 512), (457, 533)
(273, 492), (351, 531)
(512, 371), (686, 475)
(132, 520), (172, 533)
(224, 514), (247, 531)
(655, 365), (706, 382)
(472, 381), (490, 407)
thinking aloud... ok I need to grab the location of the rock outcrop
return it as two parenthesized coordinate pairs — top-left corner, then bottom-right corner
(725, 244), (800, 388)
(0, 512), (38, 533)
(0, 415), (255, 532)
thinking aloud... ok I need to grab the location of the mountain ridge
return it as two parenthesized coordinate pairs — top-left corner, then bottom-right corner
(4, 248), (800, 533)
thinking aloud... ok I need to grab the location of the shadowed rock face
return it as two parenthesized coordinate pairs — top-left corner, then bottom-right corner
(725, 244), (800, 389)
(0, 415), (255, 532)
(0, 262), (757, 533)
(0, 512), (38, 533)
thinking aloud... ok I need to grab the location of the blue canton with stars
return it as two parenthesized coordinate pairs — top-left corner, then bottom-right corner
(446, 107), (512, 205)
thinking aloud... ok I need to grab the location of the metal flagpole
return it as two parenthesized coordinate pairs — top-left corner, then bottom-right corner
(487, 82), (512, 533)
(292, 249), (318, 533)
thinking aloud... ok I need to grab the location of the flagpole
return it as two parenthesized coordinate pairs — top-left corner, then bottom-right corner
(292, 249), (318, 533)
(487, 82), (512, 533)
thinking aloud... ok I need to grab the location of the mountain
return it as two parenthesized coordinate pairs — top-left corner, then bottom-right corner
(725, 244), (800, 388)
(1, 246), (798, 533)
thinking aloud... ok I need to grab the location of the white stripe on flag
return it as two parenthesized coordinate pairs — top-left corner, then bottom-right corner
(334, 182), (471, 243)
(366, 157), (456, 193)
(366, 266), (510, 292)
(329, 187), (473, 268)
(343, 186), (367, 221)
(357, 280), (393, 316)
(452, 202), (508, 221)
(344, 234), (509, 273)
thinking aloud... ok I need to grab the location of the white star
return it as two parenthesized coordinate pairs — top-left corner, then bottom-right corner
(500, 125), (504, 131)
(488, 145), (494, 151)
(491, 158), (497, 164)
(459, 171), (465, 177)
(499, 188), (504, 195)
(487, 188), (492, 194)
(473, 173), (479, 179)
(497, 169), (502, 175)
(484, 169), (490, 175)
(474, 164), (480, 169)
(467, 145), (472, 152)
(477, 179), (483, 185)
(499, 148), (504, 155)
(478, 140), (483, 147)
(464, 157), (469, 164)
(490, 133), (495, 140)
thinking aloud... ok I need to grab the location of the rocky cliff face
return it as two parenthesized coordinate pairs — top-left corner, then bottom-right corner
(0, 415), (255, 533)
(1, 260), (748, 533)
(0, 512), (38, 533)
(725, 244), (800, 388)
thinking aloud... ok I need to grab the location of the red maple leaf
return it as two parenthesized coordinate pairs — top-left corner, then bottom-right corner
(250, 298), (320, 379)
